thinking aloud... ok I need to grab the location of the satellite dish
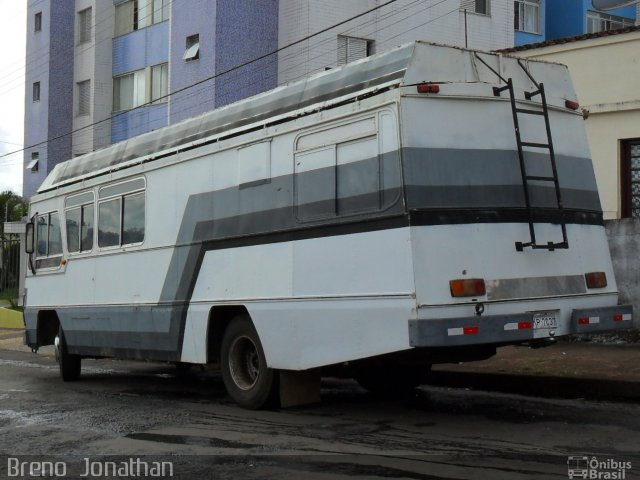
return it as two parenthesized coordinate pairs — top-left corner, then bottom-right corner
(591, 0), (639, 10)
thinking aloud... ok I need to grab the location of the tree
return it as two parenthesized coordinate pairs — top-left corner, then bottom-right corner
(0, 191), (27, 227)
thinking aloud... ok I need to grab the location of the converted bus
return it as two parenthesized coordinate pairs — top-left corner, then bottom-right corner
(24, 42), (632, 408)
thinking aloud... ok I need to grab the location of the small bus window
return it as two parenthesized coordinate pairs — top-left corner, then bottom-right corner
(35, 211), (63, 268)
(65, 192), (94, 253)
(98, 178), (145, 248)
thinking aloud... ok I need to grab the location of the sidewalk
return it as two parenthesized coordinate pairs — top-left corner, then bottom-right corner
(431, 341), (640, 402)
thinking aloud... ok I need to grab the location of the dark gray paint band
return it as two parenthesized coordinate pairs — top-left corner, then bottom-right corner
(27, 147), (604, 360)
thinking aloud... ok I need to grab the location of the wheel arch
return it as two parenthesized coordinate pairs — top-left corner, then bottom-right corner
(36, 310), (60, 346)
(207, 305), (250, 363)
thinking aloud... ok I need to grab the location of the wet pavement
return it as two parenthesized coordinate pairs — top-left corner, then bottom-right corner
(0, 332), (639, 479)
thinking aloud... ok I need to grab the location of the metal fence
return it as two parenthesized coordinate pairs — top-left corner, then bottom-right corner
(0, 233), (20, 301)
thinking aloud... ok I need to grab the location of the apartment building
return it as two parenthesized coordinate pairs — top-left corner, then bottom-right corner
(22, 0), (637, 198)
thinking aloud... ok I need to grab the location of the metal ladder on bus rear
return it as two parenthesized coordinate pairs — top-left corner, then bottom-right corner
(478, 55), (569, 252)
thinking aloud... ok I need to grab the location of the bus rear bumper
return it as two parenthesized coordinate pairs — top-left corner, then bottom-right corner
(408, 304), (633, 347)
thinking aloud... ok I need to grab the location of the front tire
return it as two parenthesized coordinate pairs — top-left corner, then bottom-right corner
(220, 315), (277, 409)
(54, 326), (81, 382)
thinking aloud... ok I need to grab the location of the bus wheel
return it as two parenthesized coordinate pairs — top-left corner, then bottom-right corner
(354, 366), (429, 398)
(220, 315), (277, 409)
(54, 327), (81, 382)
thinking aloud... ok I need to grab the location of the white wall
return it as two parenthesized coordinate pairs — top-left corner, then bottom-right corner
(278, 0), (514, 85)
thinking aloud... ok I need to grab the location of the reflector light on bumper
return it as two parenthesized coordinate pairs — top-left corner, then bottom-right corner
(585, 272), (607, 289)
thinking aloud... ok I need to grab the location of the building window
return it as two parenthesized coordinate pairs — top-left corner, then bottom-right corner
(151, 63), (168, 103)
(587, 11), (633, 33)
(34, 12), (42, 32)
(152, 0), (170, 23)
(337, 36), (373, 66)
(115, 0), (169, 37)
(113, 69), (146, 111)
(98, 178), (146, 248)
(460, 0), (489, 15)
(77, 80), (91, 116)
(32, 81), (40, 102)
(78, 7), (92, 44)
(27, 152), (39, 172)
(621, 140), (640, 218)
(183, 34), (200, 61)
(514, 0), (539, 33)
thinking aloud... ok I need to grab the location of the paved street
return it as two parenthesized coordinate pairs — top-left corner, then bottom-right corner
(0, 335), (639, 480)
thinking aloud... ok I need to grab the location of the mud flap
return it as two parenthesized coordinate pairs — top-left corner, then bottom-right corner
(279, 369), (321, 408)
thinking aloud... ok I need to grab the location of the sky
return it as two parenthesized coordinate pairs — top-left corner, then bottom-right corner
(0, 1), (26, 196)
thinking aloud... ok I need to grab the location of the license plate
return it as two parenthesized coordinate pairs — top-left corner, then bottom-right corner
(533, 311), (559, 329)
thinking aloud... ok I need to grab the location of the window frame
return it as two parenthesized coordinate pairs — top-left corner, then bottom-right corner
(183, 34), (200, 62)
(34, 12), (42, 33)
(621, 139), (640, 219)
(150, 62), (169, 104)
(65, 191), (96, 255)
(293, 111), (400, 222)
(35, 210), (64, 270)
(460, 0), (490, 16)
(78, 7), (92, 45)
(337, 35), (373, 66)
(586, 11), (634, 33)
(97, 177), (146, 250)
(113, 68), (146, 112)
(32, 81), (40, 102)
(114, 0), (170, 37)
(514, 0), (540, 34)
(27, 152), (39, 172)
(77, 79), (91, 116)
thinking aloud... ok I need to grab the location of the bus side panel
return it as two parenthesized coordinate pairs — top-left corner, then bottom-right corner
(180, 227), (417, 369)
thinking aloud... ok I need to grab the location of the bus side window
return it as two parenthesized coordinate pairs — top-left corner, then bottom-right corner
(98, 178), (145, 249)
(65, 192), (95, 254)
(35, 211), (63, 269)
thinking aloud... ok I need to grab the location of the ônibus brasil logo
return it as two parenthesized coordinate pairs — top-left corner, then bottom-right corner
(567, 456), (632, 479)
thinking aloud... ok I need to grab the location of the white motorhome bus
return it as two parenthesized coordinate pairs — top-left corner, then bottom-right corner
(24, 42), (632, 409)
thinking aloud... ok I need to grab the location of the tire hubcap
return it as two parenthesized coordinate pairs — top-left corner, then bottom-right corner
(228, 335), (261, 390)
(54, 335), (61, 363)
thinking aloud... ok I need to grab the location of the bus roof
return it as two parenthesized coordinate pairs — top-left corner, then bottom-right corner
(38, 41), (573, 193)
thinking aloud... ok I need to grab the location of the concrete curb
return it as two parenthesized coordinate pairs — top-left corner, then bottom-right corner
(0, 308), (24, 329)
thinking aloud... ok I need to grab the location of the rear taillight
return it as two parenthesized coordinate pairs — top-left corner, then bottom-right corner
(585, 272), (607, 289)
(565, 99), (579, 110)
(450, 278), (486, 297)
(417, 83), (440, 94)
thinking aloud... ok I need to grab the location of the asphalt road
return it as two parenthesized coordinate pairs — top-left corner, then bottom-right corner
(0, 345), (639, 480)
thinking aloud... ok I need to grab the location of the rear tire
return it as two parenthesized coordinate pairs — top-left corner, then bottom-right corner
(220, 314), (277, 409)
(54, 326), (81, 382)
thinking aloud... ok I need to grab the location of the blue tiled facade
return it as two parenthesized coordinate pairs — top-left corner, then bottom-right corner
(169, 0), (218, 124)
(111, 105), (169, 143)
(169, 0), (278, 124)
(112, 21), (169, 76)
(111, 20), (170, 143)
(23, 0), (74, 199)
(214, 0), (279, 108)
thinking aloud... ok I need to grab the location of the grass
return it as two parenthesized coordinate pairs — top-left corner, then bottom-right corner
(0, 306), (23, 329)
